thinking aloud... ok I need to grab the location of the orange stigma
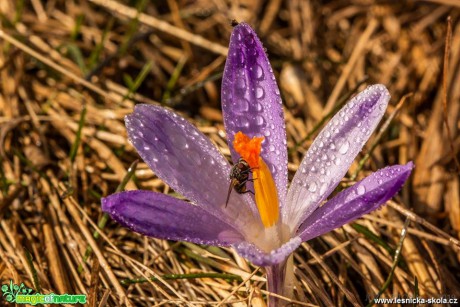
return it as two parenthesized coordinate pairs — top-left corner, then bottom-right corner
(233, 132), (263, 168)
(233, 131), (279, 228)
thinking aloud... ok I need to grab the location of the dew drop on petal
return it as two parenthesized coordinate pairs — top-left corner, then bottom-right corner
(234, 98), (249, 113)
(357, 185), (366, 195)
(339, 141), (350, 154)
(255, 86), (265, 99)
(254, 64), (264, 80)
(255, 115), (265, 126)
(308, 182), (317, 192)
(241, 116), (250, 128)
(255, 101), (263, 111)
(172, 134), (188, 150)
(319, 184), (328, 196)
(236, 76), (246, 90)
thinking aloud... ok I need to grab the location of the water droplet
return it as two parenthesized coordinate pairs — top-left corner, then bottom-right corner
(269, 145), (275, 152)
(236, 75), (246, 90)
(339, 141), (350, 154)
(237, 116), (249, 128)
(319, 184), (327, 195)
(275, 88), (280, 96)
(301, 168), (307, 174)
(310, 166), (316, 172)
(357, 185), (366, 195)
(255, 86), (264, 99)
(264, 130), (271, 137)
(308, 182), (317, 192)
(172, 134), (188, 150)
(255, 101), (263, 111)
(234, 98), (249, 113)
(164, 155), (180, 168)
(255, 115), (265, 126)
(254, 64), (264, 80)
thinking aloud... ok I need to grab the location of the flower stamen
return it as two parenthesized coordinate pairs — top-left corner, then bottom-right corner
(233, 132), (279, 228)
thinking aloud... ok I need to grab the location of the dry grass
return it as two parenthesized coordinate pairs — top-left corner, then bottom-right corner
(0, 0), (459, 306)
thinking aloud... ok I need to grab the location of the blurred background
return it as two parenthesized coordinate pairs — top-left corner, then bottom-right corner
(0, 0), (459, 306)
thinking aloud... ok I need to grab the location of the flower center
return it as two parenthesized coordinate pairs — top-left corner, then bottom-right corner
(233, 131), (279, 228)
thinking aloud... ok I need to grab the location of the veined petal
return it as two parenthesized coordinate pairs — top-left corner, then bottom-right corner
(298, 162), (413, 242)
(102, 191), (244, 246)
(222, 23), (288, 210)
(233, 237), (302, 266)
(286, 84), (390, 232)
(125, 104), (260, 232)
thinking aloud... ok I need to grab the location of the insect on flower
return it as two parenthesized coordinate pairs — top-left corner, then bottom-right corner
(225, 157), (255, 207)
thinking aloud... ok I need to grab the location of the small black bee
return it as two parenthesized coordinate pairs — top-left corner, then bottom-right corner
(225, 158), (255, 207)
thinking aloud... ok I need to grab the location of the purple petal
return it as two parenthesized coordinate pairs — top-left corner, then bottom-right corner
(222, 23), (287, 209)
(233, 237), (302, 266)
(102, 190), (244, 245)
(125, 104), (260, 232)
(298, 162), (413, 241)
(286, 84), (391, 231)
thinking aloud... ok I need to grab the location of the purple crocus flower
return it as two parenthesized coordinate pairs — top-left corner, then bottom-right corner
(102, 23), (413, 305)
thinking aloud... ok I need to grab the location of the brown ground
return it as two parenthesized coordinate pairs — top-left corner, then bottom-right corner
(0, 0), (459, 306)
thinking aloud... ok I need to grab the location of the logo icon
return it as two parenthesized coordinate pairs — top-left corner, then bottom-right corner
(1, 281), (33, 303)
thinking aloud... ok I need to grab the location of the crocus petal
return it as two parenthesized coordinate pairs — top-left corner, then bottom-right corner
(286, 84), (390, 232)
(233, 237), (302, 266)
(125, 104), (260, 233)
(222, 23), (288, 209)
(298, 162), (413, 242)
(102, 190), (244, 246)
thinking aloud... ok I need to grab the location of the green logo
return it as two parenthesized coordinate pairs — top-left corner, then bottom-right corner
(1, 281), (87, 305)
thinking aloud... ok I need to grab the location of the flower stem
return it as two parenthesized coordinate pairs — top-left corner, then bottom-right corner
(265, 255), (294, 306)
